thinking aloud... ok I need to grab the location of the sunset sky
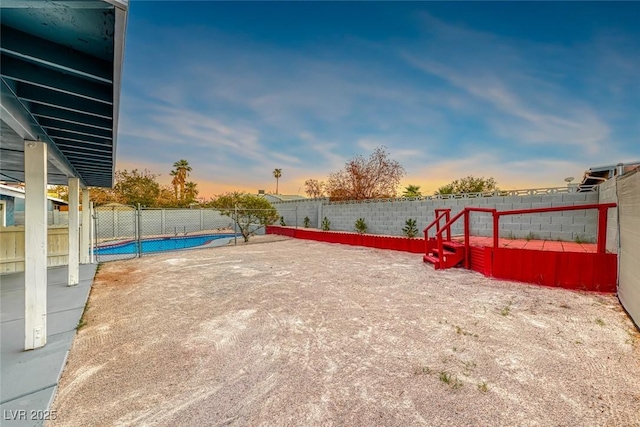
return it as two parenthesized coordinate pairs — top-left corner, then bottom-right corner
(117, 1), (640, 198)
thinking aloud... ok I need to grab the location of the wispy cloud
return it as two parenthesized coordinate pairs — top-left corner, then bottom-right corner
(117, 4), (639, 197)
(400, 13), (611, 155)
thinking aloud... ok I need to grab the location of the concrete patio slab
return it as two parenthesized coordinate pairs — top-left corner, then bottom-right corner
(1, 264), (97, 427)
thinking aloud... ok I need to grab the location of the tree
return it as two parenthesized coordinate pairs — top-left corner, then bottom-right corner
(113, 169), (161, 206)
(436, 176), (498, 195)
(50, 185), (69, 201)
(170, 170), (180, 200)
(208, 192), (279, 242)
(402, 185), (422, 198)
(325, 146), (405, 200)
(184, 181), (199, 204)
(156, 185), (178, 208)
(89, 186), (120, 206)
(273, 168), (282, 195)
(171, 159), (192, 201)
(304, 179), (326, 198)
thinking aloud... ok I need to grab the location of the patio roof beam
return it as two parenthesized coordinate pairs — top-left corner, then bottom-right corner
(40, 125), (112, 141)
(1, 78), (85, 186)
(47, 130), (113, 147)
(31, 105), (112, 130)
(1, 55), (113, 105)
(0, 26), (112, 84)
(56, 143), (113, 155)
(32, 105), (113, 135)
(17, 84), (112, 120)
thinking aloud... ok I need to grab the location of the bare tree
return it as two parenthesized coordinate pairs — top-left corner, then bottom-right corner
(325, 146), (405, 200)
(304, 179), (326, 198)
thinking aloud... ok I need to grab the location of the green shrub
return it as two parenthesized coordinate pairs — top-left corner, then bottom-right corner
(303, 216), (310, 228)
(279, 216), (286, 226)
(403, 218), (418, 238)
(355, 218), (368, 234)
(322, 217), (331, 231)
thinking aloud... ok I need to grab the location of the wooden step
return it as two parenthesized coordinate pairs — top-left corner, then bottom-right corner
(442, 241), (465, 249)
(423, 254), (441, 269)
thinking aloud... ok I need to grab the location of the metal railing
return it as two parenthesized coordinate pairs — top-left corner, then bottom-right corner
(425, 203), (618, 270)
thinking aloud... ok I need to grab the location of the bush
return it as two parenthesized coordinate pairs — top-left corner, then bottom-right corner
(209, 192), (279, 242)
(403, 218), (418, 238)
(322, 217), (331, 231)
(354, 218), (368, 234)
(279, 216), (286, 226)
(303, 216), (310, 228)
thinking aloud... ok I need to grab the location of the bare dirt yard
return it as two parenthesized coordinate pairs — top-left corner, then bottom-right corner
(49, 236), (640, 426)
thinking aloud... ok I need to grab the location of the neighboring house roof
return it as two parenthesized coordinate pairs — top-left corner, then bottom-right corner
(261, 194), (307, 202)
(580, 161), (640, 187)
(0, 183), (68, 204)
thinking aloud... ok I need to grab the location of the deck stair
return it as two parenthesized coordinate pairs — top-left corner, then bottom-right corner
(422, 208), (469, 270)
(423, 239), (466, 269)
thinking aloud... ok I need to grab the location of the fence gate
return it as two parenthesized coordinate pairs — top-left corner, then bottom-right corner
(94, 204), (139, 262)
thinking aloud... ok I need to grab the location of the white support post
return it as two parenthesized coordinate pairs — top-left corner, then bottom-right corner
(80, 189), (91, 264)
(90, 202), (95, 264)
(24, 140), (48, 350)
(68, 178), (80, 286)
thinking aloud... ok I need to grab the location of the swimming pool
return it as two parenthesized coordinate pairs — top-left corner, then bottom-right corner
(95, 233), (238, 255)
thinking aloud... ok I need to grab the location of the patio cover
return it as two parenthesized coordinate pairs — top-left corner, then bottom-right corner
(1, 0), (128, 188)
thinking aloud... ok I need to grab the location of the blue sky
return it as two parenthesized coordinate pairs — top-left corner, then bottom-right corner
(118, 1), (640, 197)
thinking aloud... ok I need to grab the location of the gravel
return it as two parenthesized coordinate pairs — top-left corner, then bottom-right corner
(48, 236), (640, 426)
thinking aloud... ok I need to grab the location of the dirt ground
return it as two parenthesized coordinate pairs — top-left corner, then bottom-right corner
(49, 236), (640, 427)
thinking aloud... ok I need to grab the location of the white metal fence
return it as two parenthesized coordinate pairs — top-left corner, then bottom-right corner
(93, 206), (298, 262)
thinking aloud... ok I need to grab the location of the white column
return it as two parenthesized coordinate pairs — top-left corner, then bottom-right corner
(80, 189), (91, 264)
(24, 140), (48, 350)
(90, 202), (95, 264)
(68, 178), (80, 286)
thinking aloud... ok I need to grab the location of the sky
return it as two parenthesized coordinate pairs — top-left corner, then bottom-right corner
(117, 1), (640, 198)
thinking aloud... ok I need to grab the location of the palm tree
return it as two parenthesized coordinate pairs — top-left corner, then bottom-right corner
(172, 159), (192, 200)
(273, 168), (282, 195)
(184, 181), (198, 203)
(170, 170), (180, 200)
(402, 185), (422, 198)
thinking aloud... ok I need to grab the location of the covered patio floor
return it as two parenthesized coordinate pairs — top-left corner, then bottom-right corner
(1, 265), (97, 426)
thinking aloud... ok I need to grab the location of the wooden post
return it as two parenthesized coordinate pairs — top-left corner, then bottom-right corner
(597, 206), (608, 254)
(493, 212), (499, 249)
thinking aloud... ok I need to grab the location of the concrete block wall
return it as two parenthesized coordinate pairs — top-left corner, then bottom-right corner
(275, 199), (326, 228)
(272, 192), (601, 242)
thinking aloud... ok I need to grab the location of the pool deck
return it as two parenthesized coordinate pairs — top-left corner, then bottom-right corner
(0, 264), (97, 426)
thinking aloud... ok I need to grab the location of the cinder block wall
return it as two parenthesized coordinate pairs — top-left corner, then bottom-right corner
(273, 199), (327, 228)
(272, 192), (601, 242)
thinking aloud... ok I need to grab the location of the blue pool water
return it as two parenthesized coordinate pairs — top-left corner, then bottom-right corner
(96, 234), (238, 255)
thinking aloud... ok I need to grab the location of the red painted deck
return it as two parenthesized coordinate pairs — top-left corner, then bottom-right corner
(455, 236), (600, 253)
(267, 226), (618, 294)
(450, 236), (617, 293)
